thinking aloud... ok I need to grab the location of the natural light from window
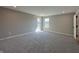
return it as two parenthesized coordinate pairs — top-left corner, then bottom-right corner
(35, 18), (41, 32)
(44, 18), (49, 29)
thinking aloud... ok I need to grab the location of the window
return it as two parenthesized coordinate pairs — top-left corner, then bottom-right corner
(44, 18), (49, 29)
(35, 17), (49, 32)
(35, 18), (41, 32)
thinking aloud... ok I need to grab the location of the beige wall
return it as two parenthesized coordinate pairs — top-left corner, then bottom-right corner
(0, 7), (37, 38)
(43, 13), (74, 35)
(0, 7), (75, 38)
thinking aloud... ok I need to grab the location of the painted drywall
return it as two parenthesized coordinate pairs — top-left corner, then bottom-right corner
(43, 13), (75, 35)
(0, 7), (37, 38)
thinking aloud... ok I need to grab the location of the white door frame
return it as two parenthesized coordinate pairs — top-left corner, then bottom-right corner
(73, 14), (77, 40)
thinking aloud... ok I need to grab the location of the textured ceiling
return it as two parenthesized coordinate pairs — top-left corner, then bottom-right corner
(4, 6), (79, 16)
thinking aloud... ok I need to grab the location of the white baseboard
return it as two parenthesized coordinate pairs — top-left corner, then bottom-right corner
(44, 30), (73, 37)
(0, 32), (33, 40)
(0, 31), (73, 40)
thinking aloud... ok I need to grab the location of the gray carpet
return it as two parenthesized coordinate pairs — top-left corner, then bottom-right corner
(0, 32), (79, 53)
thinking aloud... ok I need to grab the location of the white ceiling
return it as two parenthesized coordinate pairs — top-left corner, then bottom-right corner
(3, 6), (79, 16)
